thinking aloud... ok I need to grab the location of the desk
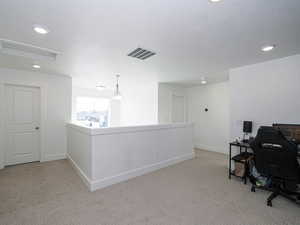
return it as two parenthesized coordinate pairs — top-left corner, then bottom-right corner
(229, 142), (252, 184)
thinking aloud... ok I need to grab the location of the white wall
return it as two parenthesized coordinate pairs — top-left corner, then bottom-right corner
(158, 83), (187, 124)
(230, 54), (300, 139)
(117, 76), (158, 126)
(0, 68), (72, 168)
(188, 82), (230, 154)
(110, 99), (121, 127)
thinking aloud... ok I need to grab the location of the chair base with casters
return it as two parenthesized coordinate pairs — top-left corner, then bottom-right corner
(250, 178), (300, 207)
(249, 126), (300, 208)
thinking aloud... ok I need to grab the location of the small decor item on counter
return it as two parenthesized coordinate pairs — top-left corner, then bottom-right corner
(235, 137), (242, 143)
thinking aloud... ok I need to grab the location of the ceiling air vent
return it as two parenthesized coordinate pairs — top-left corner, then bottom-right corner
(127, 47), (156, 60)
(0, 39), (59, 61)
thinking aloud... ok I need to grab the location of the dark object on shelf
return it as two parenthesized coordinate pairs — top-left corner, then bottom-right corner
(242, 136), (255, 144)
(250, 126), (300, 207)
(243, 121), (253, 142)
(243, 121), (253, 133)
(232, 153), (253, 177)
(205, 108), (208, 112)
(232, 152), (253, 162)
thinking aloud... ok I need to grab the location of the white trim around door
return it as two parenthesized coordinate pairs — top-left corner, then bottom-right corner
(0, 81), (47, 169)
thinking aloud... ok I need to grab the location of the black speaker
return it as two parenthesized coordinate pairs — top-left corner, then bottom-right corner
(243, 121), (252, 133)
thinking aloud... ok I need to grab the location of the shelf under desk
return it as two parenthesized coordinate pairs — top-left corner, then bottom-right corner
(229, 142), (252, 184)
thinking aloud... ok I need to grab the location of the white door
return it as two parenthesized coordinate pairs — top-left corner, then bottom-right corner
(4, 84), (40, 166)
(172, 95), (185, 123)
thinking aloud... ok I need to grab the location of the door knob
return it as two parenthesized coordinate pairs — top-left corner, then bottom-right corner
(35, 127), (40, 130)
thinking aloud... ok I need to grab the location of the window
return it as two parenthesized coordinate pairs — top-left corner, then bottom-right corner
(76, 97), (110, 128)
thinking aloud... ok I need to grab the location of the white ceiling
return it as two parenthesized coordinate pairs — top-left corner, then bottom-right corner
(0, 0), (300, 87)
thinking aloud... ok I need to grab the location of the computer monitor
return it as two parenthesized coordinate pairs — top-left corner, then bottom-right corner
(273, 124), (300, 144)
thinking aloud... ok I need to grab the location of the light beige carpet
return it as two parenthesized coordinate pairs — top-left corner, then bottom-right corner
(0, 150), (300, 225)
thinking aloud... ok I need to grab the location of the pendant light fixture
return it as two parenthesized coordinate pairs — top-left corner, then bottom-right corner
(113, 74), (122, 100)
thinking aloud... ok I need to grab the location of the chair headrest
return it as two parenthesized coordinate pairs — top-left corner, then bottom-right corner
(255, 126), (286, 144)
(251, 126), (297, 151)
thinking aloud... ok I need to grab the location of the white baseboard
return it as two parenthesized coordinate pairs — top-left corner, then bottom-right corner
(0, 155), (66, 169)
(67, 152), (194, 192)
(90, 153), (195, 191)
(42, 153), (66, 162)
(194, 143), (228, 155)
(67, 154), (92, 190)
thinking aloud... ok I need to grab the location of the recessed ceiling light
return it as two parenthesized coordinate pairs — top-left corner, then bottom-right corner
(261, 45), (275, 52)
(33, 25), (49, 34)
(201, 80), (207, 84)
(32, 64), (41, 69)
(209, 0), (222, 3)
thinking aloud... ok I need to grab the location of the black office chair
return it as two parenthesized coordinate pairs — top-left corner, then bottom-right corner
(250, 126), (300, 207)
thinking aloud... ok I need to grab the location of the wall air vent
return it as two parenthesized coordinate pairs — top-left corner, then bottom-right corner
(127, 47), (156, 60)
(0, 39), (60, 61)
